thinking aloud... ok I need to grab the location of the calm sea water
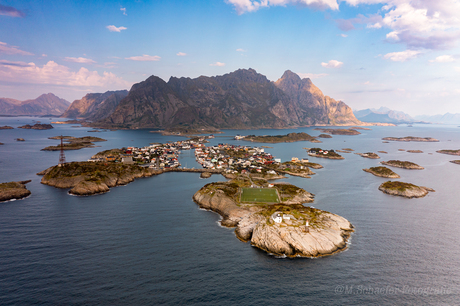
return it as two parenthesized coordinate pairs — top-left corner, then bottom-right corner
(1, 117), (459, 305)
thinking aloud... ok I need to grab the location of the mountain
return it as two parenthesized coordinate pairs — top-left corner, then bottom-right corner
(0, 93), (70, 116)
(354, 107), (415, 124)
(414, 113), (460, 124)
(62, 90), (129, 120)
(92, 69), (362, 130)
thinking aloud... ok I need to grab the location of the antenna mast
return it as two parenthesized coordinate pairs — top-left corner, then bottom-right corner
(59, 136), (66, 166)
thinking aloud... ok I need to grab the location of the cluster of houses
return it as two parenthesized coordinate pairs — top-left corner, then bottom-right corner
(194, 143), (281, 174)
(307, 148), (330, 156)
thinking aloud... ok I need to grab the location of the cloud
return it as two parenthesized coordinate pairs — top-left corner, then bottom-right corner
(336, 19), (355, 31)
(297, 72), (328, 79)
(226, 0), (339, 15)
(429, 55), (455, 63)
(0, 41), (33, 56)
(236, 48), (247, 52)
(0, 60), (130, 88)
(176, 52), (187, 56)
(0, 4), (25, 17)
(120, 7), (127, 15)
(125, 54), (161, 61)
(340, 34), (348, 37)
(321, 60), (343, 68)
(64, 57), (96, 64)
(383, 49), (422, 61)
(106, 25), (127, 32)
(210, 62), (225, 66)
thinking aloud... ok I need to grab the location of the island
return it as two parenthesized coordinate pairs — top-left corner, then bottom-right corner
(407, 150), (423, 153)
(381, 160), (424, 170)
(450, 160), (460, 165)
(363, 166), (400, 178)
(378, 151), (388, 154)
(378, 181), (434, 198)
(41, 136), (107, 151)
(243, 132), (321, 143)
(436, 149), (460, 156)
(0, 126), (13, 129)
(317, 134), (332, 138)
(18, 123), (53, 130)
(314, 128), (361, 135)
(382, 136), (439, 142)
(193, 177), (354, 257)
(264, 160), (322, 178)
(307, 148), (344, 159)
(0, 180), (31, 202)
(355, 152), (380, 159)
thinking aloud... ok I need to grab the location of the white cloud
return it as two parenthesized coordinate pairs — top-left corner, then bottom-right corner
(125, 55), (161, 61)
(0, 60), (130, 88)
(236, 48), (247, 52)
(0, 41), (33, 56)
(226, 0), (339, 15)
(120, 7), (127, 15)
(297, 72), (328, 79)
(383, 49), (422, 61)
(429, 55), (455, 63)
(64, 57), (96, 64)
(321, 59), (343, 68)
(106, 25), (127, 32)
(210, 62), (226, 66)
(176, 52), (187, 56)
(340, 34), (348, 37)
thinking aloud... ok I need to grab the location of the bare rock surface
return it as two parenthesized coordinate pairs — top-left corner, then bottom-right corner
(0, 180), (31, 202)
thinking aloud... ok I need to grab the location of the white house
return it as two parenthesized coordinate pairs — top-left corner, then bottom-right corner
(272, 212), (283, 223)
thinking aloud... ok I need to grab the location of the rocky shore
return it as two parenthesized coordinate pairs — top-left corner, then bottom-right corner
(314, 128), (361, 135)
(437, 149), (460, 156)
(378, 181), (434, 198)
(18, 123), (53, 130)
(193, 178), (354, 257)
(244, 132), (321, 143)
(382, 136), (439, 142)
(42, 136), (107, 151)
(0, 180), (31, 202)
(355, 152), (380, 159)
(363, 166), (400, 178)
(381, 160), (424, 170)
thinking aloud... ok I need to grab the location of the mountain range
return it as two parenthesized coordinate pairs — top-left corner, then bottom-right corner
(414, 113), (460, 124)
(83, 69), (362, 129)
(0, 93), (70, 116)
(354, 107), (416, 124)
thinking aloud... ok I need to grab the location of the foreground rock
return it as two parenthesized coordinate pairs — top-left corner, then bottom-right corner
(38, 162), (160, 195)
(382, 136), (439, 142)
(18, 123), (53, 130)
(0, 180), (31, 202)
(381, 160), (424, 170)
(378, 181), (434, 198)
(363, 166), (400, 178)
(193, 178), (353, 257)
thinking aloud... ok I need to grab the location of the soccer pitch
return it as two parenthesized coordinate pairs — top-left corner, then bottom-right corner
(240, 188), (280, 203)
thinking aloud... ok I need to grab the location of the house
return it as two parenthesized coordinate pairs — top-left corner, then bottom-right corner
(272, 212), (283, 223)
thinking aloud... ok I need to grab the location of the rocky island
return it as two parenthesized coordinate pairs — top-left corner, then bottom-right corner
(0, 180), (31, 202)
(378, 181), (434, 198)
(382, 136), (439, 142)
(381, 160), (424, 170)
(41, 136), (107, 151)
(307, 148), (344, 159)
(18, 123), (53, 130)
(436, 149), (460, 156)
(243, 132), (321, 143)
(0, 126), (13, 129)
(355, 152), (380, 159)
(193, 177), (354, 257)
(314, 128), (361, 135)
(363, 166), (400, 178)
(450, 160), (460, 165)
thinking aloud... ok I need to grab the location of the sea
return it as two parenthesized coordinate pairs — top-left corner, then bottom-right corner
(1, 116), (459, 305)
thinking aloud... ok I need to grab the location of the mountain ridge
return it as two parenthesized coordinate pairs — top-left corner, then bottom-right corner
(0, 93), (70, 116)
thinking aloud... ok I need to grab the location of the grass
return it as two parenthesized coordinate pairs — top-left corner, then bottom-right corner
(240, 187), (280, 203)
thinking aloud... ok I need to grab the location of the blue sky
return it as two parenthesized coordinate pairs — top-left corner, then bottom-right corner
(1, 0), (460, 116)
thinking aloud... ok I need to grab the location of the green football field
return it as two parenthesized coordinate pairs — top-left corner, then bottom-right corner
(240, 188), (280, 203)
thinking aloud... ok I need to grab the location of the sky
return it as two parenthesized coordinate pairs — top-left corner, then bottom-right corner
(1, 0), (460, 116)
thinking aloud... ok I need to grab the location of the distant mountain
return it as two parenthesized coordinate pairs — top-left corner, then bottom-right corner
(354, 107), (415, 124)
(414, 113), (460, 124)
(62, 90), (129, 120)
(0, 93), (70, 116)
(92, 69), (362, 129)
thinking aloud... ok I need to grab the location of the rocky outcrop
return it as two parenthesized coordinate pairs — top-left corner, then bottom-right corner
(18, 123), (53, 130)
(0, 180), (31, 202)
(382, 136), (439, 142)
(193, 181), (353, 257)
(378, 181), (434, 198)
(437, 149), (460, 156)
(0, 126), (13, 129)
(381, 160), (424, 170)
(363, 166), (400, 178)
(355, 152), (380, 159)
(0, 93), (69, 116)
(38, 162), (160, 196)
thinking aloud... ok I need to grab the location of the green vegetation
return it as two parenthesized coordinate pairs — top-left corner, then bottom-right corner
(380, 181), (418, 192)
(244, 132), (320, 143)
(257, 204), (324, 227)
(382, 160), (423, 169)
(308, 148), (343, 159)
(437, 149), (460, 156)
(240, 188), (279, 203)
(314, 128), (361, 135)
(369, 166), (397, 176)
(42, 136), (107, 151)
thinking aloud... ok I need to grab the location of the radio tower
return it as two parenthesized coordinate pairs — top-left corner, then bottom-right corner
(58, 136), (66, 167)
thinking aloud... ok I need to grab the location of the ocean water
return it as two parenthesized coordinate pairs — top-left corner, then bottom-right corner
(0, 117), (459, 305)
